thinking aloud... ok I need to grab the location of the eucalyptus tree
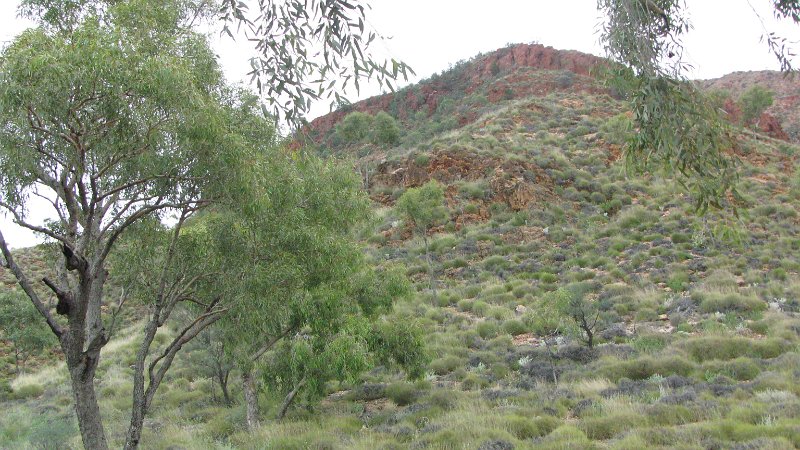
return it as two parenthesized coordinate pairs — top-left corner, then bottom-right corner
(0, 0), (273, 447)
(198, 149), (425, 427)
(261, 269), (427, 421)
(395, 181), (448, 297)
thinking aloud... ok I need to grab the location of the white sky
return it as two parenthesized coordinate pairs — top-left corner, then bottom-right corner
(1, 0), (799, 248)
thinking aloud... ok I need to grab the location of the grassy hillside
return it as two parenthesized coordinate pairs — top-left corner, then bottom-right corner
(2, 47), (800, 449)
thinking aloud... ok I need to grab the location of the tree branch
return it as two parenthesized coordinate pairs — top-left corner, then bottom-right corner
(0, 201), (69, 244)
(0, 229), (63, 337)
(250, 325), (296, 362)
(144, 300), (227, 410)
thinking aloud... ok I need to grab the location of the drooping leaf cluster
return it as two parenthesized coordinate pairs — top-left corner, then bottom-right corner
(219, 0), (414, 125)
(598, 0), (740, 212)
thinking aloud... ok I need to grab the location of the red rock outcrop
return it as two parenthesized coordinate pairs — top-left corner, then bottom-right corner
(306, 44), (605, 140)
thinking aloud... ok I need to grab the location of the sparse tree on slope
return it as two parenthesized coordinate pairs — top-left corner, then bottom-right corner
(396, 181), (449, 298)
(739, 85), (775, 127)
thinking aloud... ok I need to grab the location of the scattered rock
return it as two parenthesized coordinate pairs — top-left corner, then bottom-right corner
(478, 440), (515, 450)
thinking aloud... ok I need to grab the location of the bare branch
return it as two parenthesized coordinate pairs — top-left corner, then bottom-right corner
(144, 299), (227, 410)
(0, 200), (69, 244)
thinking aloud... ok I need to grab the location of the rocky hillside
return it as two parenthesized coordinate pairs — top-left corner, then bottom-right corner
(308, 43), (800, 147)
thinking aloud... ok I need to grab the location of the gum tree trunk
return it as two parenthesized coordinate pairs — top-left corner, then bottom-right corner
(68, 352), (108, 450)
(243, 370), (260, 430)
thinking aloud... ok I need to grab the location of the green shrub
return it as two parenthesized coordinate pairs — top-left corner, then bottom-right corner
(429, 356), (464, 375)
(682, 337), (790, 362)
(386, 382), (418, 406)
(697, 292), (766, 314)
(504, 415), (555, 440)
(336, 111), (373, 142)
(477, 321), (499, 339)
(12, 383), (44, 400)
(632, 334), (669, 354)
(581, 413), (643, 440)
(428, 390), (458, 410)
(460, 373), (489, 390)
(601, 356), (695, 381)
(667, 271), (690, 292)
(371, 111), (401, 146)
(502, 319), (528, 336)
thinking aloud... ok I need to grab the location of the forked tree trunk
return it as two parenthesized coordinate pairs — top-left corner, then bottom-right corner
(243, 370), (259, 430)
(62, 265), (110, 450)
(218, 370), (232, 405)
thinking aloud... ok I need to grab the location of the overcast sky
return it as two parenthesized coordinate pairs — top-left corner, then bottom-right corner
(1, 0), (799, 248)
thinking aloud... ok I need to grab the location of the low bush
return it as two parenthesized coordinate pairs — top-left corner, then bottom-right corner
(601, 356), (695, 381)
(429, 356), (465, 375)
(386, 382), (418, 406)
(697, 292), (766, 314)
(682, 337), (790, 362)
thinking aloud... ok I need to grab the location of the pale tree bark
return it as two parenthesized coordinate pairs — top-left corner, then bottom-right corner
(123, 213), (226, 449)
(239, 325), (297, 430)
(242, 370), (260, 430)
(276, 376), (306, 420)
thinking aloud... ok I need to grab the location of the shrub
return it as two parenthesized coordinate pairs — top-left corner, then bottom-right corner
(682, 336), (789, 362)
(429, 356), (464, 375)
(461, 373), (489, 390)
(336, 111), (373, 142)
(371, 111), (401, 146)
(702, 357), (761, 381)
(386, 382), (418, 406)
(581, 413), (643, 440)
(428, 390), (458, 410)
(697, 292), (766, 314)
(502, 319), (528, 336)
(632, 334), (669, 354)
(601, 356), (695, 381)
(504, 415), (556, 440)
(477, 321), (499, 339)
(12, 383), (44, 400)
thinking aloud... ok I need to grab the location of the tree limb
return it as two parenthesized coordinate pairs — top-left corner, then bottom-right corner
(0, 229), (63, 337)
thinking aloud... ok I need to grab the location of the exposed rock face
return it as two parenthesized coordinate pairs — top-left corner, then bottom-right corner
(489, 168), (535, 211)
(700, 70), (800, 143)
(370, 148), (554, 212)
(758, 112), (789, 141)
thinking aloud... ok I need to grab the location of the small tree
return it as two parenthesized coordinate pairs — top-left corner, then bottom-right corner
(371, 111), (401, 147)
(556, 286), (601, 349)
(739, 85), (775, 126)
(184, 325), (234, 405)
(0, 290), (55, 374)
(395, 181), (448, 297)
(336, 111), (374, 142)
